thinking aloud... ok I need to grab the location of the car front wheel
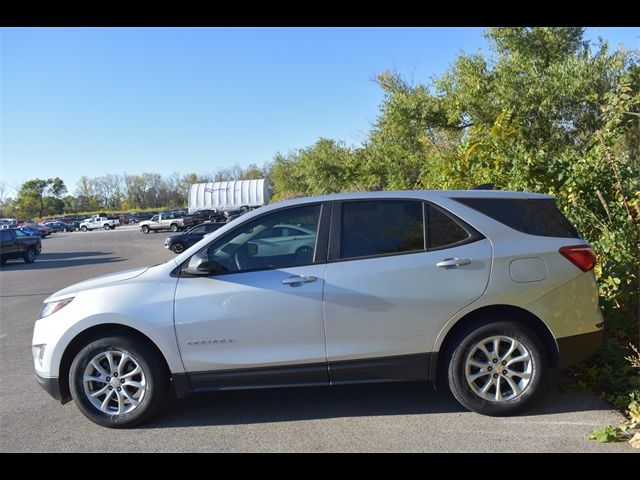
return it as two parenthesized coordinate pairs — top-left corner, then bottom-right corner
(69, 334), (169, 428)
(171, 242), (185, 254)
(447, 319), (545, 416)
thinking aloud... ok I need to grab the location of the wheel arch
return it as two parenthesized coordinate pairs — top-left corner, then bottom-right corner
(430, 304), (559, 382)
(57, 323), (173, 404)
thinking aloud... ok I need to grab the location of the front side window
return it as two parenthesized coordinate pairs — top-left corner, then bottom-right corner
(340, 200), (424, 259)
(202, 204), (321, 274)
(189, 225), (206, 234)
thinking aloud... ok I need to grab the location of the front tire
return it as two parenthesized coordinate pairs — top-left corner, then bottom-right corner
(141, 225), (149, 234)
(81, 226), (88, 232)
(69, 334), (168, 428)
(171, 242), (185, 254)
(446, 319), (545, 416)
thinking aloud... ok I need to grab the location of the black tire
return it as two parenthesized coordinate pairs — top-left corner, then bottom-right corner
(295, 246), (314, 264)
(69, 334), (169, 428)
(81, 225), (88, 232)
(171, 242), (185, 254)
(23, 247), (36, 263)
(110, 225), (116, 230)
(141, 225), (149, 234)
(170, 223), (178, 232)
(446, 318), (545, 416)
(103, 224), (110, 230)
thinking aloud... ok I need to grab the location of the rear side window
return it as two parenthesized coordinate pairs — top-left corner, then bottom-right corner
(454, 198), (579, 238)
(427, 205), (471, 249)
(340, 201), (424, 259)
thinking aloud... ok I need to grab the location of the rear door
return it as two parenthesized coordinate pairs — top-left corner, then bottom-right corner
(0, 230), (19, 258)
(323, 199), (492, 383)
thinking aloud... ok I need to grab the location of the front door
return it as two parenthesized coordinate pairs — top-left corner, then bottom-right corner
(173, 203), (330, 390)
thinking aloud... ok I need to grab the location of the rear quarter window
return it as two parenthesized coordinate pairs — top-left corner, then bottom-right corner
(454, 198), (580, 238)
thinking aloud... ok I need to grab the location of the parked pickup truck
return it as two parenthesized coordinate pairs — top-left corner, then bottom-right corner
(139, 212), (194, 234)
(0, 228), (42, 264)
(79, 216), (120, 231)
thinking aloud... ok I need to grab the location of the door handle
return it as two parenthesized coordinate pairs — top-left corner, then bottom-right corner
(281, 275), (318, 286)
(436, 258), (472, 268)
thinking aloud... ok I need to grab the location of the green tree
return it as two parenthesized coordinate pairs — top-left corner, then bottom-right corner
(15, 177), (67, 218)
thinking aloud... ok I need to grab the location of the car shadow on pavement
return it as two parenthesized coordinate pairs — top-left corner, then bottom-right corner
(149, 371), (615, 428)
(150, 382), (470, 428)
(0, 252), (125, 270)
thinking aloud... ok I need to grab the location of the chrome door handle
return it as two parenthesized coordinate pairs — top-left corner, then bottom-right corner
(436, 258), (472, 268)
(281, 275), (318, 285)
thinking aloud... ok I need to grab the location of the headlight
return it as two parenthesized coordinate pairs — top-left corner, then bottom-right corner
(40, 297), (74, 319)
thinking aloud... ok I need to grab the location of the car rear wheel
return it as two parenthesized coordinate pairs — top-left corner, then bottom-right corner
(170, 224), (178, 232)
(23, 247), (36, 263)
(69, 334), (168, 428)
(171, 242), (185, 254)
(446, 319), (545, 416)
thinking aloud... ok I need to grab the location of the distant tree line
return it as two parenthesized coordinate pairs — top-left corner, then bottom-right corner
(0, 164), (269, 219)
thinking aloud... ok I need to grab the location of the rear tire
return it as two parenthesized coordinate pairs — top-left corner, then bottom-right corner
(23, 247), (36, 263)
(170, 224), (178, 232)
(446, 318), (545, 416)
(69, 334), (169, 428)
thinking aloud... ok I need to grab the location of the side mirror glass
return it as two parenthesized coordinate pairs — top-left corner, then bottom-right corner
(246, 242), (258, 257)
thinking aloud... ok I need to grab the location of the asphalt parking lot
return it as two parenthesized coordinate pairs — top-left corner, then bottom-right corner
(0, 227), (632, 452)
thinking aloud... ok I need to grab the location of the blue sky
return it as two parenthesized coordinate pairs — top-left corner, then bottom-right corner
(1, 27), (638, 196)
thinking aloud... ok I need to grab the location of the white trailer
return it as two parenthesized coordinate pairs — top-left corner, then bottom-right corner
(188, 179), (269, 212)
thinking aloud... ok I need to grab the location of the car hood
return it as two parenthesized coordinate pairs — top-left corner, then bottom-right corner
(44, 266), (150, 302)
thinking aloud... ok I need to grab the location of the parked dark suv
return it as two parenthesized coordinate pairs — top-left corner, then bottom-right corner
(164, 222), (226, 253)
(0, 228), (42, 264)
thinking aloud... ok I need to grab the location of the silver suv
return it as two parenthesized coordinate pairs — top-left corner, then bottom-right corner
(32, 190), (603, 427)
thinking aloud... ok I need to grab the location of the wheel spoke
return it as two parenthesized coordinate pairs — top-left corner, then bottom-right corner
(121, 388), (140, 407)
(468, 359), (489, 369)
(506, 353), (530, 367)
(84, 374), (107, 384)
(503, 375), (522, 396)
(468, 370), (491, 382)
(105, 351), (116, 373)
(512, 370), (531, 379)
(480, 377), (494, 394)
(501, 339), (517, 360)
(121, 366), (141, 379)
(123, 380), (143, 390)
(90, 360), (109, 378)
(89, 384), (110, 398)
(492, 338), (500, 358)
(477, 343), (493, 361)
(494, 378), (503, 401)
(100, 389), (115, 412)
(117, 353), (130, 376)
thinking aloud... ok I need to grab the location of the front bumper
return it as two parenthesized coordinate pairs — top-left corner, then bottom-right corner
(35, 373), (71, 404)
(557, 329), (604, 369)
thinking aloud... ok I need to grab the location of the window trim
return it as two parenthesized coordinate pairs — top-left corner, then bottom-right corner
(176, 202), (331, 277)
(328, 198), (427, 263)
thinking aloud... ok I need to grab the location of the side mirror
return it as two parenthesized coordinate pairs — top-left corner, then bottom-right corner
(183, 252), (213, 276)
(246, 242), (258, 257)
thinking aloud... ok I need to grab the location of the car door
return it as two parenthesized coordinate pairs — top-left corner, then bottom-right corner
(173, 203), (331, 390)
(323, 199), (492, 383)
(0, 230), (18, 258)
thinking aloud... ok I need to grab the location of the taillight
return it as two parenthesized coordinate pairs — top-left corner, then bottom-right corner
(559, 245), (596, 272)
